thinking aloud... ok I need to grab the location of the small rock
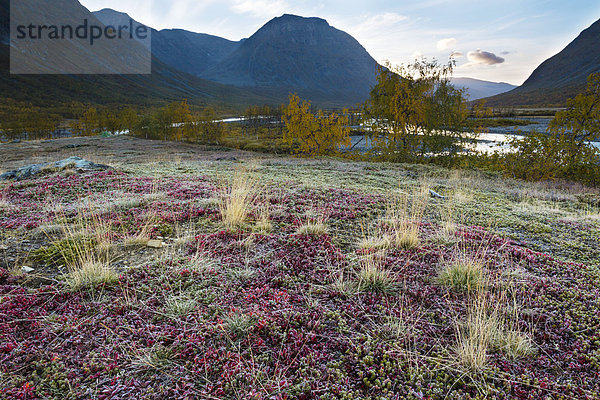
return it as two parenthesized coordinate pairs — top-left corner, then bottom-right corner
(21, 266), (34, 273)
(147, 240), (163, 249)
(0, 245), (8, 251)
(429, 189), (447, 200)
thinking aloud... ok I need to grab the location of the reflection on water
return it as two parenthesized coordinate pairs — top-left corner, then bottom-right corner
(349, 117), (600, 153)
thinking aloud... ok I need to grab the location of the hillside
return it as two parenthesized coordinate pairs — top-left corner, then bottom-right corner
(94, 10), (380, 107)
(93, 9), (242, 76)
(0, 0), (271, 111)
(486, 18), (600, 107)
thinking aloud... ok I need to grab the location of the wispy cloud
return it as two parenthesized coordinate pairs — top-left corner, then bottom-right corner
(351, 12), (409, 35)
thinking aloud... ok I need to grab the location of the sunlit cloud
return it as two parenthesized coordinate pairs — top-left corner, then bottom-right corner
(436, 37), (456, 51)
(450, 51), (464, 58)
(466, 49), (505, 65)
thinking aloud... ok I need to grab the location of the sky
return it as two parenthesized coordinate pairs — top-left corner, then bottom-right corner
(78, 0), (600, 85)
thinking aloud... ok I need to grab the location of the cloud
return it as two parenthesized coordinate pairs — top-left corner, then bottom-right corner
(436, 37), (456, 51)
(450, 51), (463, 58)
(466, 49), (505, 65)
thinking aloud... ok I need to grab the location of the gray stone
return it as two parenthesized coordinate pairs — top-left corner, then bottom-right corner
(0, 157), (110, 181)
(147, 240), (164, 249)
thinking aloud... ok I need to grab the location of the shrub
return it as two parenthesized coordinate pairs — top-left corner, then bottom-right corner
(283, 93), (351, 156)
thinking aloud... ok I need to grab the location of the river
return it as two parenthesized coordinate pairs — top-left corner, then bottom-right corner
(349, 117), (600, 153)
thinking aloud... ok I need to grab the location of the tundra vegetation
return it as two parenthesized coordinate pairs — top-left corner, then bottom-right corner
(0, 142), (599, 398)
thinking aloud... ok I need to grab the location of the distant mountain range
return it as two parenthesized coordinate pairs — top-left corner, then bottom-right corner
(0, 0), (271, 110)
(2, 0), (576, 111)
(449, 78), (516, 101)
(485, 18), (600, 107)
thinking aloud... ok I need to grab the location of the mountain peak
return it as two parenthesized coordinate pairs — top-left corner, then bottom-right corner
(274, 14), (329, 24)
(261, 14), (331, 31)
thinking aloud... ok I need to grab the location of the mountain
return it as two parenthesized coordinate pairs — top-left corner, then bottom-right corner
(485, 18), (600, 107)
(95, 11), (379, 106)
(450, 78), (516, 101)
(0, 0), (270, 110)
(200, 14), (380, 106)
(93, 9), (242, 76)
(0, 0), (7, 45)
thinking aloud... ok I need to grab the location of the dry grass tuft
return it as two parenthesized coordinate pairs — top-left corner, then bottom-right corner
(164, 294), (198, 317)
(438, 257), (484, 292)
(381, 183), (429, 250)
(454, 299), (498, 371)
(358, 235), (392, 250)
(219, 168), (258, 229)
(254, 203), (273, 234)
(494, 329), (536, 359)
(330, 272), (358, 297)
(223, 312), (255, 337)
(357, 254), (395, 294)
(66, 256), (118, 291)
(296, 222), (328, 235)
(296, 209), (328, 235)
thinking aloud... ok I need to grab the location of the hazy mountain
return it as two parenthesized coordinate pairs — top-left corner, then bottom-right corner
(450, 77), (516, 101)
(201, 14), (380, 106)
(93, 9), (242, 76)
(485, 18), (600, 106)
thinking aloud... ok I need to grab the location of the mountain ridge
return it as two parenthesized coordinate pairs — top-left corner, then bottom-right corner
(93, 9), (243, 76)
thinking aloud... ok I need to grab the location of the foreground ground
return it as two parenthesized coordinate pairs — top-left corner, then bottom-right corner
(1, 136), (600, 399)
